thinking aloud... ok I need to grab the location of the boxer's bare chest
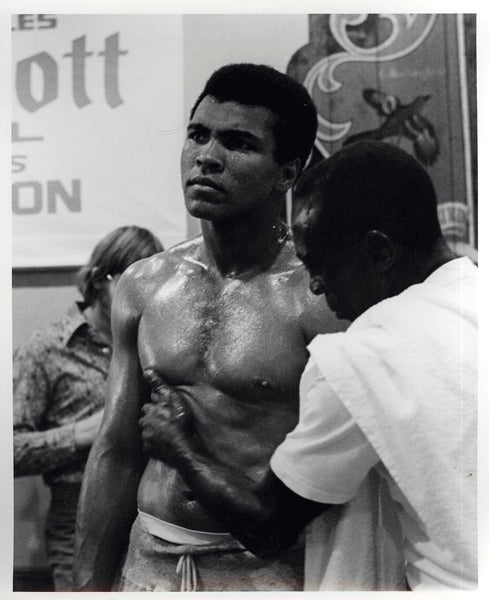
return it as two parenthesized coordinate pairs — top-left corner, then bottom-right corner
(137, 259), (308, 397)
(136, 257), (311, 528)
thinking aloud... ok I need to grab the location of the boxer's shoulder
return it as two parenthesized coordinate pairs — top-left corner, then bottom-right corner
(123, 236), (203, 285)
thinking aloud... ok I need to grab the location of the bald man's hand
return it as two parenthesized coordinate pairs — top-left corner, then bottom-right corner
(140, 368), (194, 465)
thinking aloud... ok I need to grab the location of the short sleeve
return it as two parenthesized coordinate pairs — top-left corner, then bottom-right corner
(271, 357), (379, 504)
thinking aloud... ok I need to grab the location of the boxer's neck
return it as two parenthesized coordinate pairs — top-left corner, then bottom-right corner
(200, 213), (289, 279)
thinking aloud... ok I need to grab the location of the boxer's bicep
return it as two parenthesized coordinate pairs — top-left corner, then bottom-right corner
(101, 270), (148, 453)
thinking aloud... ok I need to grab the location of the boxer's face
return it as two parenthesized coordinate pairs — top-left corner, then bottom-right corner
(181, 96), (296, 221)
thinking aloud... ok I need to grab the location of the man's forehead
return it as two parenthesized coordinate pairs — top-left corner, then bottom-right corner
(292, 201), (335, 259)
(293, 199), (321, 231)
(292, 209), (316, 256)
(190, 96), (277, 131)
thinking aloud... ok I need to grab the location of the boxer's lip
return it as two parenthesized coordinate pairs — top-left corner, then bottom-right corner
(188, 176), (224, 192)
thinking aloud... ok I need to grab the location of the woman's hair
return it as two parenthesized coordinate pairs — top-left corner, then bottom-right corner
(75, 225), (164, 305)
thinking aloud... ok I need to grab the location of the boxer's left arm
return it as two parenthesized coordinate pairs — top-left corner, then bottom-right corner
(139, 376), (330, 558)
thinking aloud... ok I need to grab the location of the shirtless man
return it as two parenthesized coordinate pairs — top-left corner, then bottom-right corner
(73, 63), (344, 592)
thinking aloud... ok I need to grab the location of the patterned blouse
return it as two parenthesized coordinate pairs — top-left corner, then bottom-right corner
(13, 303), (112, 486)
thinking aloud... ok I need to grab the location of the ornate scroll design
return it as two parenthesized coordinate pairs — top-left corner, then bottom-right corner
(303, 14), (437, 156)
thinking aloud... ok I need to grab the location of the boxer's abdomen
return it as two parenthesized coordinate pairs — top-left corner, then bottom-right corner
(137, 457), (226, 532)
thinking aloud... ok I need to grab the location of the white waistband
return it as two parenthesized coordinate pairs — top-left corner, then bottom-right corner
(138, 509), (233, 546)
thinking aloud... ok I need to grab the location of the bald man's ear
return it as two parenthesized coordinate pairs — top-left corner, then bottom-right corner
(274, 158), (302, 193)
(365, 230), (397, 272)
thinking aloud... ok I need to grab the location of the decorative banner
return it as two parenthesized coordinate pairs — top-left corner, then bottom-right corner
(288, 14), (477, 258)
(12, 14), (186, 268)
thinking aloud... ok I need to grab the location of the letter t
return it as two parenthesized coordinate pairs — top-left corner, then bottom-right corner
(99, 33), (128, 108)
(63, 36), (93, 108)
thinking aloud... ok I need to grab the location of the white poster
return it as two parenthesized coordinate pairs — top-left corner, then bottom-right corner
(12, 14), (186, 267)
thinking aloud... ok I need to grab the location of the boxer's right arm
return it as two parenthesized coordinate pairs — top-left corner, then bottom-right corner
(73, 267), (148, 591)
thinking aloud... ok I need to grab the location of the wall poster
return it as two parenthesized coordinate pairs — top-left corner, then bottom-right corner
(288, 14), (477, 259)
(12, 14), (186, 268)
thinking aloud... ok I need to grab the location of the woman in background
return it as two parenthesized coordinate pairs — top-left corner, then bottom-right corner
(13, 225), (164, 591)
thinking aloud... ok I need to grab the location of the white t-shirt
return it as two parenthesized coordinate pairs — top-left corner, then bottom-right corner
(271, 257), (477, 591)
(272, 360), (379, 503)
(273, 361), (406, 591)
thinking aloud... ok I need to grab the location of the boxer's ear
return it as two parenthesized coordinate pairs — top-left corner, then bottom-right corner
(274, 158), (301, 193)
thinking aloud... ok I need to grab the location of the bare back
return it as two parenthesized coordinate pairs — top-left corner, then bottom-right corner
(132, 236), (343, 531)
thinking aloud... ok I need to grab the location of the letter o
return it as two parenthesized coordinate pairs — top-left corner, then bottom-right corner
(16, 52), (58, 113)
